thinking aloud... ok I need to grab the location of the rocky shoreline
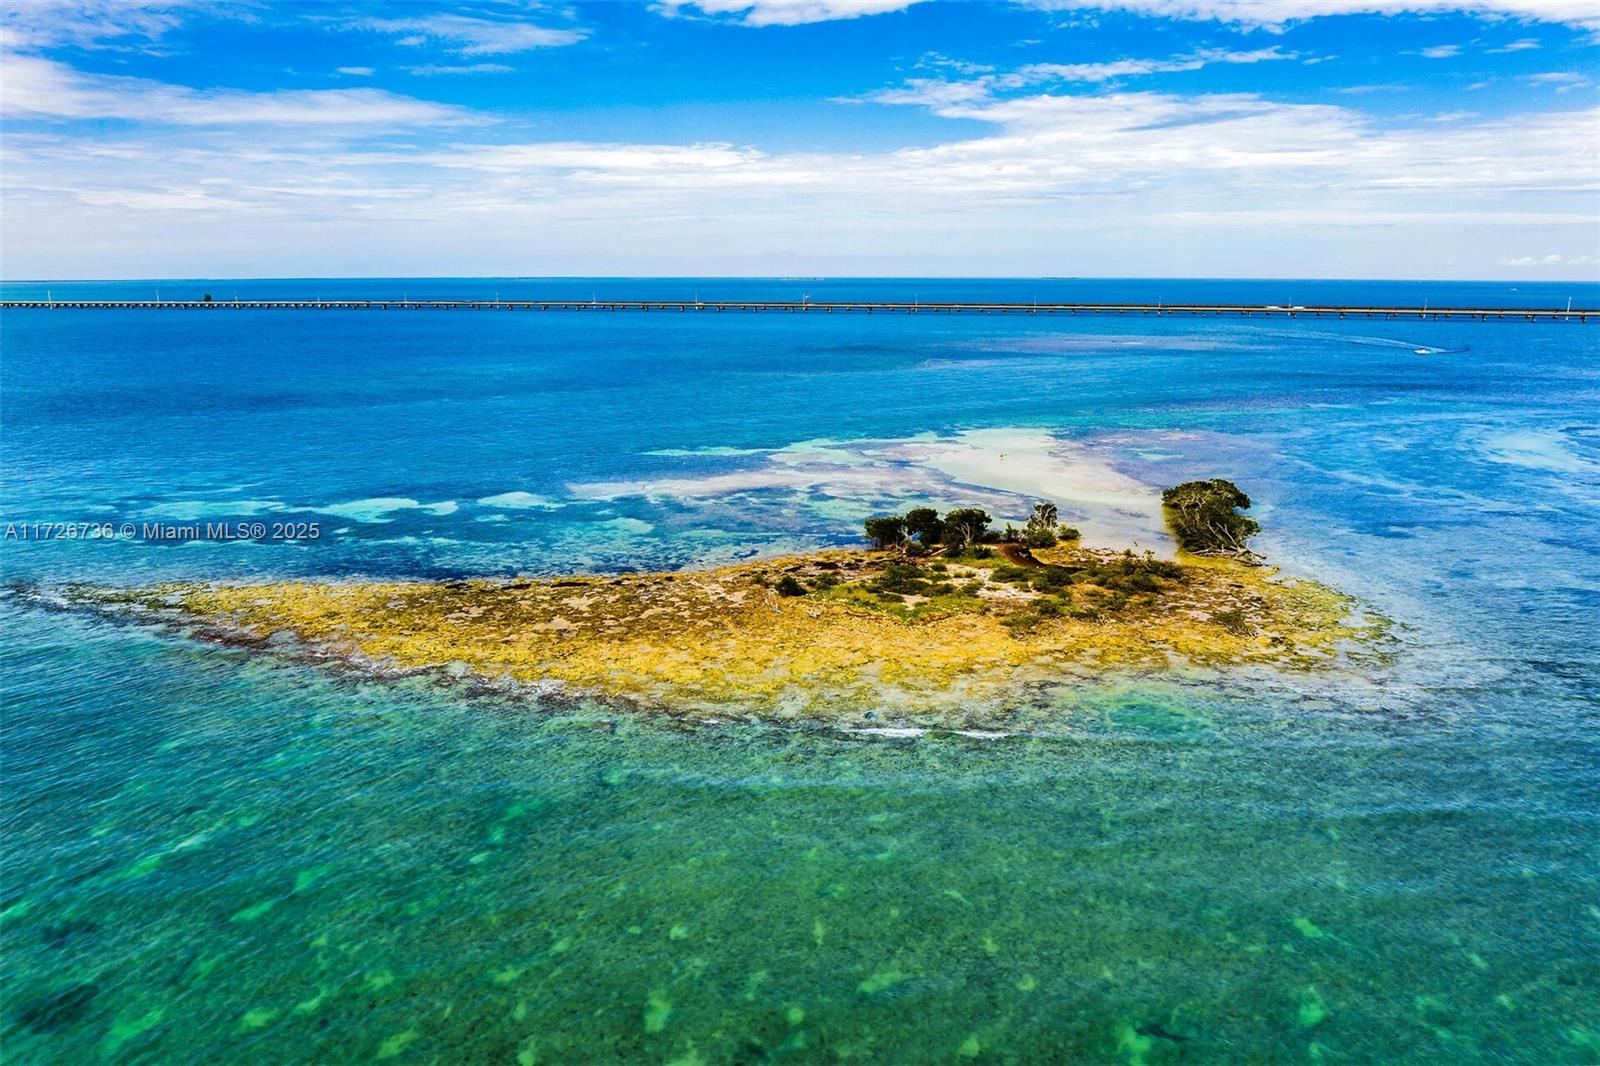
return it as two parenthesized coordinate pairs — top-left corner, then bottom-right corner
(66, 541), (1387, 725)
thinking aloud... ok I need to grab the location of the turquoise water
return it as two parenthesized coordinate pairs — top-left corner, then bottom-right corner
(3, 279), (1598, 1062)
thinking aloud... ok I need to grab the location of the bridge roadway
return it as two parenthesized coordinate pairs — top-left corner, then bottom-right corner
(0, 299), (1591, 321)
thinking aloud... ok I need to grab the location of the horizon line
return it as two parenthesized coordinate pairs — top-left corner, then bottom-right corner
(5, 274), (1600, 286)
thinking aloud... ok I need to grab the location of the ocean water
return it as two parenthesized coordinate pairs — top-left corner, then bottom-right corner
(2, 279), (1598, 1063)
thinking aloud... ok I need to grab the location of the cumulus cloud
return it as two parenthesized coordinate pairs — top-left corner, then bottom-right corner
(1502, 253), (1599, 265)
(10, 85), (1589, 222)
(3, 7), (1595, 279)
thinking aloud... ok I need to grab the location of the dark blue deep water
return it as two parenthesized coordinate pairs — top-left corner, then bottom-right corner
(2, 279), (1598, 1063)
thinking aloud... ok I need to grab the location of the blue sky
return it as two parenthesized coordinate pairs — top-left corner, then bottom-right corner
(1, 0), (1596, 279)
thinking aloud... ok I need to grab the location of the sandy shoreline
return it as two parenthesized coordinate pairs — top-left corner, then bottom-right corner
(573, 428), (1173, 549)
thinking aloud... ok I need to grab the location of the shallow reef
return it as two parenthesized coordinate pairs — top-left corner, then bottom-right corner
(77, 544), (1387, 727)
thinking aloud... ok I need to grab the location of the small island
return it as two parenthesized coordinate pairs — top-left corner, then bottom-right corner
(81, 481), (1383, 726)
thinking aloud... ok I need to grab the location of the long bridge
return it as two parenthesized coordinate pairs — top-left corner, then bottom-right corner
(0, 298), (1592, 321)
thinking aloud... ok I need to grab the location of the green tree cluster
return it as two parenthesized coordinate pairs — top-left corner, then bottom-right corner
(1023, 502), (1059, 548)
(941, 508), (993, 550)
(863, 503), (1088, 552)
(1161, 479), (1261, 556)
(862, 516), (907, 549)
(862, 506), (994, 551)
(904, 508), (943, 546)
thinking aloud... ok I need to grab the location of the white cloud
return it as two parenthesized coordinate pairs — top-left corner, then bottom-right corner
(405, 62), (515, 76)
(3, 46), (1594, 279)
(1015, 1), (1600, 33)
(857, 77), (997, 107)
(915, 51), (997, 76)
(414, 140), (773, 180)
(20, 87), (1586, 212)
(0, 0), (191, 50)
(336, 66), (375, 76)
(655, 0), (926, 26)
(0, 52), (484, 125)
(418, 90), (1592, 210)
(1487, 36), (1542, 49)
(856, 46), (1300, 107)
(1419, 44), (1462, 56)
(1525, 70), (1592, 91)
(352, 13), (586, 54)
(1502, 253), (1599, 265)
(1016, 46), (1297, 82)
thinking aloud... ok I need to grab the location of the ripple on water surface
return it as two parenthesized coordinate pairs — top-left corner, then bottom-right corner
(3, 289), (1599, 1061)
(2, 606), (1597, 1063)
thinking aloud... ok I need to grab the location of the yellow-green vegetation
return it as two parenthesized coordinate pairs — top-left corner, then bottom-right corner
(90, 541), (1385, 723)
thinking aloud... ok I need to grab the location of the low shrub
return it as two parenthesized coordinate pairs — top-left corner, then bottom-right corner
(1214, 608), (1250, 634)
(991, 564), (1031, 584)
(1002, 612), (1044, 634)
(1030, 567), (1072, 591)
(870, 562), (933, 596)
